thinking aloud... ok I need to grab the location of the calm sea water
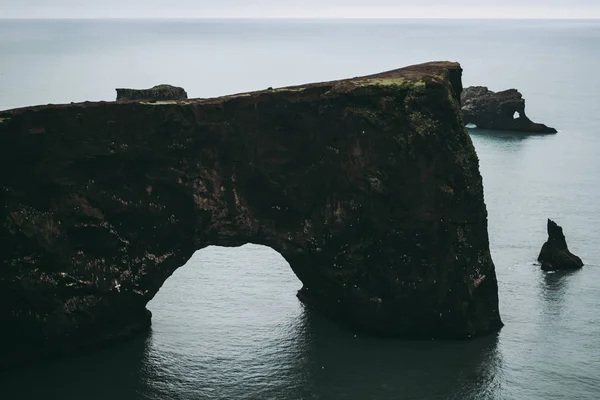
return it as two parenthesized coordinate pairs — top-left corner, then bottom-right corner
(1, 19), (600, 400)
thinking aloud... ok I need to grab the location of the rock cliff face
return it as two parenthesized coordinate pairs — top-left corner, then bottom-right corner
(461, 86), (557, 133)
(0, 62), (502, 368)
(116, 84), (188, 102)
(538, 219), (584, 271)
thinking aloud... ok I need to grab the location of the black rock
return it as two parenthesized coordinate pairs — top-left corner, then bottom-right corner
(0, 61), (503, 368)
(461, 86), (557, 133)
(116, 84), (187, 102)
(538, 219), (584, 271)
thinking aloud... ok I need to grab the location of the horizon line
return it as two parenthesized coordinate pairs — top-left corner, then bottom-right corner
(2, 16), (600, 21)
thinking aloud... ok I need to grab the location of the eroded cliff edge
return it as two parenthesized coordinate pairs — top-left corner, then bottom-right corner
(0, 62), (502, 368)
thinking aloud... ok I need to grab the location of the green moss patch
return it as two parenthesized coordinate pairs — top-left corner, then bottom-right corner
(409, 111), (439, 136)
(368, 176), (385, 193)
(345, 107), (383, 127)
(271, 87), (307, 93)
(361, 78), (426, 89)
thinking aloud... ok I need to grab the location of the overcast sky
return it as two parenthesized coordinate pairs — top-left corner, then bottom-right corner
(2, 0), (600, 19)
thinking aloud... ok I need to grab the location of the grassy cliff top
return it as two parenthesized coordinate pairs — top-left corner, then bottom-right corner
(1, 61), (461, 114)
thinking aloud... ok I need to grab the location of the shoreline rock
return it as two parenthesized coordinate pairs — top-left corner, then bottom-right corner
(538, 219), (584, 271)
(461, 86), (557, 133)
(0, 61), (503, 368)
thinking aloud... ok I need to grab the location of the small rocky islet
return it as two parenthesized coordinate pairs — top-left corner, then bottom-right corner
(461, 86), (557, 133)
(538, 219), (584, 271)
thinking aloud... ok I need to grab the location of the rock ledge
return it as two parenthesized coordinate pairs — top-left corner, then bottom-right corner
(116, 84), (188, 102)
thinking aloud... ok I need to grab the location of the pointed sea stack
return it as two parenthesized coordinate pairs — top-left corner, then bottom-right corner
(538, 219), (584, 271)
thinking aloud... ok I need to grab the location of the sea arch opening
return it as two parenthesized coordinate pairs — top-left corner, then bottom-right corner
(147, 244), (305, 333)
(143, 244), (312, 396)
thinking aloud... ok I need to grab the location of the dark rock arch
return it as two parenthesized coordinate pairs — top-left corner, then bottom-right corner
(0, 62), (502, 368)
(461, 86), (557, 133)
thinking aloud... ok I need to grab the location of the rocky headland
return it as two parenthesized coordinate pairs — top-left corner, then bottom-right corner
(0, 61), (503, 368)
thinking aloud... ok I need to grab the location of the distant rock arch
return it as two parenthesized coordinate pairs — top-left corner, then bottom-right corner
(461, 86), (557, 133)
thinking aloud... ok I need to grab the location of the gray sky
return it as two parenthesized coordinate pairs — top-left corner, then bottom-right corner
(2, 0), (600, 19)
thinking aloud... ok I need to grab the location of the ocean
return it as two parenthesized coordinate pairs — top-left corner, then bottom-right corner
(1, 18), (599, 400)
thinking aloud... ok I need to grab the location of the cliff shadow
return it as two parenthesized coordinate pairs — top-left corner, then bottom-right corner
(297, 309), (503, 400)
(0, 330), (152, 400)
(467, 128), (537, 143)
